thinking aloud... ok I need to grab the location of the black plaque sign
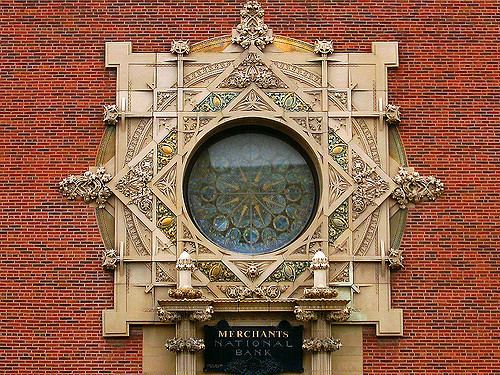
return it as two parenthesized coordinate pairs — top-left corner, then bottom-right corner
(204, 320), (303, 375)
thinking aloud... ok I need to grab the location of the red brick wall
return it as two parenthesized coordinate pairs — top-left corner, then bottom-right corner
(1, 1), (498, 373)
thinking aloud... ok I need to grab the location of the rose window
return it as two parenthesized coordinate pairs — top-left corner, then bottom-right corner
(186, 128), (318, 254)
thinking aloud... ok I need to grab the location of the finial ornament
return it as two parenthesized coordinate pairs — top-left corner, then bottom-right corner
(392, 167), (444, 209)
(385, 104), (401, 125)
(171, 40), (190, 55)
(314, 40), (334, 55)
(232, 1), (273, 50)
(103, 104), (119, 126)
(59, 167), (113, 209)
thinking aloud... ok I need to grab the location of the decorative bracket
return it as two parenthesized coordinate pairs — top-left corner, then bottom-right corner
(392, 167), (444, 209)
(59, 167), (112, 209)
(232, 1), (273, 50)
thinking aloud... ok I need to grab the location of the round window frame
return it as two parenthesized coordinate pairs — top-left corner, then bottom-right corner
(182, 117), (322, 256)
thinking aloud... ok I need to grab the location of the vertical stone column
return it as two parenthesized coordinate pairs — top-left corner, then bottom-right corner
(175, 320), (197, 375)
(310, 318), (332, 375)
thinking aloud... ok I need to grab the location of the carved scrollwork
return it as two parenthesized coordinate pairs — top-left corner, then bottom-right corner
(220, 285), (287, 300)
(220, 53), (286, 89)
(302, 338), (342, 352)
(116, 151), (154, 219)
(314, 40), (334, 55)
(293, 306), (318, 321)
(232, 1), (273, 50)
(325, 307), (351, 322)
(303, 287), (338, 299)
(171, 40), (190, 55)
(103, 104), (119, 126)
(165, 338), (205, 353)
(385, 104), (401, 126)
(168, 288), (203, 299)
(188, 306), (214, 322)
(392, 167), (444, 209)
(157, 307), (182, 323)
(352, 154), (389, 218)
(59, 167), (112, 209)
(101, 248), (118, 270)
(387, 247), (404, 270)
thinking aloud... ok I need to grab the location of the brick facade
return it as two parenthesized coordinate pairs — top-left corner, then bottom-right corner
(1, 1), (498, 373)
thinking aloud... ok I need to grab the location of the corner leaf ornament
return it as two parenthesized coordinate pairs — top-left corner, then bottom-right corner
(314, 40), (334, 55)
(171, 40), (190, 55)
(59, 167), (112, 209)
(103, 104), (119, 126)
(392, 167), (444, 209)
(232, 1), (273, 50)
(385, 104), (401, 126)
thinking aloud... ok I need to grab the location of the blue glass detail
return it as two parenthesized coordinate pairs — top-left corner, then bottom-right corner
(186, 130), (317, 254)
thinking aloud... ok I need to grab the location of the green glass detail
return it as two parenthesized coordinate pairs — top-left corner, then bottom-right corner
(328, 131), (348, 172)
(266, 261), (311, 282)
(328, 199), (349, 243)
(193, 92), (238, 112)
(186, 129), (317, 254)
(157, 129), (177, 171)
(197, 261), (239, 282)
(266, 92), (312, 112)
(157, 201), (176, 242)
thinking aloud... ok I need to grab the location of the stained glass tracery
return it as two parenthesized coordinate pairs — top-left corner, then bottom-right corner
(186, 129), (317, 254)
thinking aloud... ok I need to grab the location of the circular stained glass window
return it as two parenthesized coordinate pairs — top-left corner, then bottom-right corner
(186, 127), (318, 254)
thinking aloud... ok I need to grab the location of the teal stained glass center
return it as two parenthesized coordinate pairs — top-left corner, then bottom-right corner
(186, 130), (317, 254)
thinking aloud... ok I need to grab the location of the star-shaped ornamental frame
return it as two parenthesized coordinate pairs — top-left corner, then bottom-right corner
(60, 1), (444, 347)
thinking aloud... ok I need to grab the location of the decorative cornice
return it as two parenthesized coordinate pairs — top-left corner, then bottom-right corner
(302, 338), (342, 352)
(392, 167), (444, 209)
(171, 40), (190, 55)
(385, 104), (401, 126)
(303, 287), (338, 299)
(59, 167), (112, 209)
(103, 104), (119, 126)
(314, 40), (334, 55)
(101, 248), (118, 270)
(157, 307), (182, 323)
(387, 248), (404, 270)
(168, 288), (203, 299)
(188, 306), (214, 322)
(165, 338), (205, 353)
(294, 306), (318, 321)
(232, 1), (273, 50)
(325, 307), (351, 322)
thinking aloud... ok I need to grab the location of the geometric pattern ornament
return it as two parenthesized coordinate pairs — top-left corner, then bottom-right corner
(56, 0), (445, 339)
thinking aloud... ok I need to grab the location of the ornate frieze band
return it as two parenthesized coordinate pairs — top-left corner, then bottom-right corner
(165, 338), (205, 353)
